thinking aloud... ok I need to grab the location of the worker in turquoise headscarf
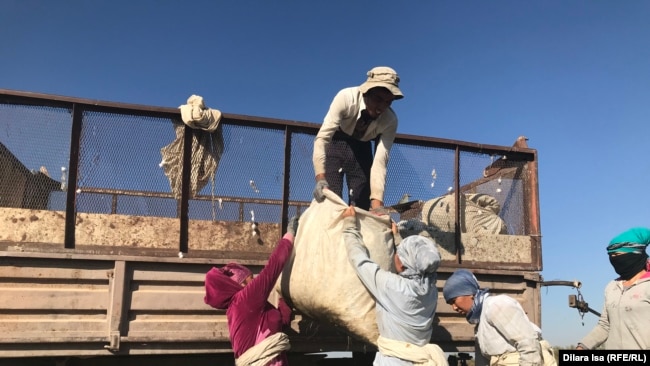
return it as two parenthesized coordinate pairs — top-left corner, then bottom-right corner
(577, 227), (650, 350)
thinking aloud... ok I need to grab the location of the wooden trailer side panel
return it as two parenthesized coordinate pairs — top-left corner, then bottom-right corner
(0, 250), (540, 356)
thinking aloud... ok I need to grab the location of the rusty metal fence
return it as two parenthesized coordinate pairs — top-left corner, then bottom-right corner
(0, 89), (539, 269)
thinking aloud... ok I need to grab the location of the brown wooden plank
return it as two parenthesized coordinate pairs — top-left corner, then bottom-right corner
(0, 288), (108, 310)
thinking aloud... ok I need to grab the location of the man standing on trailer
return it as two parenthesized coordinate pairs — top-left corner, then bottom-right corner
(312, 66), (403, 212)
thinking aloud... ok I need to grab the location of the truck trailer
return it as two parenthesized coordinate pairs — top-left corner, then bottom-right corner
(0, 89), (542, 365)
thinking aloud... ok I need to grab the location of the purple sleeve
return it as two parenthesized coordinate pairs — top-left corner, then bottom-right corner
(278, 297), (292, 326)
(237, 238), (293, 311)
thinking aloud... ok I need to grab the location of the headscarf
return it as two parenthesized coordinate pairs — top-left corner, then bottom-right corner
(443, 269), (479, 303)
(442, 269), (490, 324)
(396, 235), (441, 279)
(222, 263), (253, 285)
(203, 263), (251, 309)
(607, 227), (650, 254)
(606, 228), (650, 280)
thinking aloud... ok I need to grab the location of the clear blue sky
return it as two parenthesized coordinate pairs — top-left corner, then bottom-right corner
(2, 0), (650, 348)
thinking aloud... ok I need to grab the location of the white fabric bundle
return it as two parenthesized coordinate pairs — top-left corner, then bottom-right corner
(421, 193), (508, 234)
(179, 94), (222, 132)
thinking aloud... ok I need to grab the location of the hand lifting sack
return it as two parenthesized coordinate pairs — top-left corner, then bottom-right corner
(276, 190), (394, 345)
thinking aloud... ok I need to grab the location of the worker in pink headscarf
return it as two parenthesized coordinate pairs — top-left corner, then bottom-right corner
(204, 216), (299, 366)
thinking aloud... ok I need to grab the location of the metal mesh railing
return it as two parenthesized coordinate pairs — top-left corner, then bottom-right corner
(0, 90), (538, 266)
(0, 103), (71, 210)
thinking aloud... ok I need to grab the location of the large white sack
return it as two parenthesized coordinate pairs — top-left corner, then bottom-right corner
(278, 190), (395, 345)
(421, 193), (508, 234)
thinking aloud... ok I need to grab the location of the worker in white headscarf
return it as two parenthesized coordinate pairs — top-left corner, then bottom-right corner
(341, 205), (447, 366)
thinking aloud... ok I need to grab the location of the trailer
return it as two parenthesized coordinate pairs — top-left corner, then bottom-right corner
(0, 89), (543, 365)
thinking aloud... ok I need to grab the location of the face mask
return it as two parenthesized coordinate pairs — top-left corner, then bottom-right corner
(609, 253), (648, 280)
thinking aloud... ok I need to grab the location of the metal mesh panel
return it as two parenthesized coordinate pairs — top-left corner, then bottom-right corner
(117, 195), (178, 216)
(76, 192), (114, 214)
(0, 91), (538, 263)
(75, 192), (178, 216)
(189, 199), (231, 221)
(459, 151), (496, 187)
(385, 146), (532, 237)
(0, 103), (71, 211)
(76, 111), (177, 217)
(189, 123), (286, 223)
(289, 132), (318, 203)
(385, 143), (456, 206)
(459, 151), (529, 235)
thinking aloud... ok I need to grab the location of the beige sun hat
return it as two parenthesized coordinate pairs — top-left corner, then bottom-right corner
(358, 66), (404, 100)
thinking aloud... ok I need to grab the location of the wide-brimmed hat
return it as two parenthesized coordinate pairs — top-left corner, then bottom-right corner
(359, 66), (404, 100)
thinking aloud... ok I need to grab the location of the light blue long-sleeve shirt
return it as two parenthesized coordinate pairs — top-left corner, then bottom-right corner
(343, 217), (439, 366)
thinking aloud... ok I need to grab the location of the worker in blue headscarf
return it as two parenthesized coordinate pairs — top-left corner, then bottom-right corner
(341, 205), (447, 366)
(577, 227), (650, 350)
(443, 269), (556, 366)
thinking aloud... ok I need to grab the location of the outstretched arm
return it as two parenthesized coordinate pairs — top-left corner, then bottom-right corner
(239, 234), (294, 311)
(369, 114), (397, 205)
(341, 206), (391, 300)
(313, 89), (351, 178)
(577, 298), (610, 349)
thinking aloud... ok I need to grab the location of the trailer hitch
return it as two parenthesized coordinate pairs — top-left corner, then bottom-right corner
(540, 279), (600, 324)
(568, 294), (601, 318)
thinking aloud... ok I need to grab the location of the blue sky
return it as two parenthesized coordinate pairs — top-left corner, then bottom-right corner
(2, 0), (650, 348)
